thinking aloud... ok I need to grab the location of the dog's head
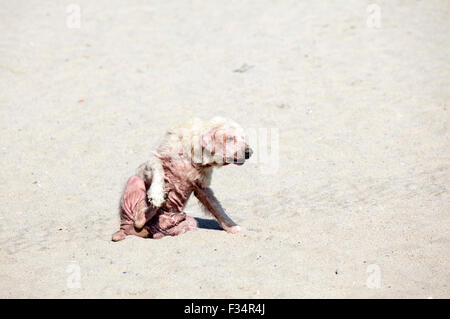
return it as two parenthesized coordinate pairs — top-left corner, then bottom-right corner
(196, 117), (253, 166)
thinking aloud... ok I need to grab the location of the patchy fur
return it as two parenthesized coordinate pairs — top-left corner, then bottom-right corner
(112, 117), (252, 241)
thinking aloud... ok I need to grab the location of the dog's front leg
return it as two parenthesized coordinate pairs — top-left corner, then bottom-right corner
(136, 158), (166, 208)
(193, 185), (241, 234)
(146, 159), (166, 208)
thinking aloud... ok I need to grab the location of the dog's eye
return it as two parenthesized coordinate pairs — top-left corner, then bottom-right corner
(225, 136), (234, 142)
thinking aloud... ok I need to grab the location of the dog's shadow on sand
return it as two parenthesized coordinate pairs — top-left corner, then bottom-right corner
(194, 217), (223, 231)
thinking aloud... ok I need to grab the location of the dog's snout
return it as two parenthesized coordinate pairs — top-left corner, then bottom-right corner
(244, 147), (253, 159)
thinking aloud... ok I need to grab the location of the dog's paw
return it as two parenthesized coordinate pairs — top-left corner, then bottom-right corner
(112, 230), (127, 242)
(148, 190), (165, 207)
(223, 225), (242, 234)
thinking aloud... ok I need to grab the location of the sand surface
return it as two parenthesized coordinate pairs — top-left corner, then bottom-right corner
(0, 0), (449, 298)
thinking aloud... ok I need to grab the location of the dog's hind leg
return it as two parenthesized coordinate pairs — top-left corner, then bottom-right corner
(112, 176), (152, 241)
(112, 229), (127, 242)
(112, 224), (152, 241)
(134, 204), (159, 230)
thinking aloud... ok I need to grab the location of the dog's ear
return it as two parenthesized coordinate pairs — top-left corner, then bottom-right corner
(191, 129), (216, 164)
(201, 129), (216, 154)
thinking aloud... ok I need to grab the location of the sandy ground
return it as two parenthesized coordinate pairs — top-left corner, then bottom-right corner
(0, 0), (449, 298)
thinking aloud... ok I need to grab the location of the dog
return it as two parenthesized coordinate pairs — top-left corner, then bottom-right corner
(112, 117), (253, 241)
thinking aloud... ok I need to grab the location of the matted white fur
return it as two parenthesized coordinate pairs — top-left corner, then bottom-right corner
(134, 116), (252, 233)
(137, 116), (249, 207)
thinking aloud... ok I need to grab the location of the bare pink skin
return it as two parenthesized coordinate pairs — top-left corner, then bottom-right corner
(111, 175), (198, 241)
(112, 118), (252, 241)
(112, 153), (240, 241)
